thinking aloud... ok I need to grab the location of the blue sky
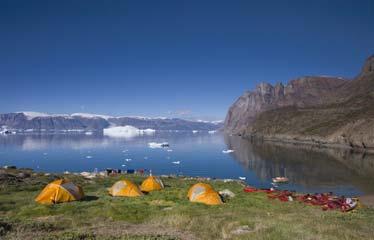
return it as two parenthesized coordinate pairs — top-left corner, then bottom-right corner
(0, 0), (373, 120)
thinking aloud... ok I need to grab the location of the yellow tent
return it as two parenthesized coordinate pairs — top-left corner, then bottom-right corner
(35, 179), (84, 204)
(188, 183), (223, 205)
(109, 179), (143, 197)
(140, 175), (164, 192)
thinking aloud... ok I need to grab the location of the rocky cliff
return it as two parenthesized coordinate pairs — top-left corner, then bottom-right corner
(225, 55), (374, 149)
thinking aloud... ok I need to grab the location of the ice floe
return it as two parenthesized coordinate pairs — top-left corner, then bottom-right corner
(103, 126), (155, 138)
(148, 142), (169, 148)
(222, 149), (235, 154)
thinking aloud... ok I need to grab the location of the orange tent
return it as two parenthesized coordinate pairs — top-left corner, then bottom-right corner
(109, 179), (143, 197)
(188, 183), (223, 205)
(35, 179), (84, 204)
(140, 176), (164, 192)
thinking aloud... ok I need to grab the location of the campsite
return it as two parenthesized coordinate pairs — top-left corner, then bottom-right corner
(1, 167), (374, 240)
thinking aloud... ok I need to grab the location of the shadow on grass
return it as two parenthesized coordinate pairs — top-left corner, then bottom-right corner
(82, 196), (99, 202)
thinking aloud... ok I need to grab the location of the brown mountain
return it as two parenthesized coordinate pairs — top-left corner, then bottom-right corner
(224, 55), (374, 150)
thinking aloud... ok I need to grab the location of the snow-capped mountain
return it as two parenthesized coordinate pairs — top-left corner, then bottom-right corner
(0, 112), (222, 132)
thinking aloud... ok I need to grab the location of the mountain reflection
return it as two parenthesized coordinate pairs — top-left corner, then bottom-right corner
(224, 135), (374, 194)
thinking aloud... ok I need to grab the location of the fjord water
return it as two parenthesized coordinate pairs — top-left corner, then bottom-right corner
(1, 132), (374, 197)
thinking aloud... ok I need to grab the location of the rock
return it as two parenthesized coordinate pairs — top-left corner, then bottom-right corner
(0, 173), (21, 183)
(80, 172), (97, 179)
(224, 76), (346, 134)
(17, 172), (31, 178)
(224, 54), (374, 149)
(219, 189), (236, 198)
(361, 55), (374, 75)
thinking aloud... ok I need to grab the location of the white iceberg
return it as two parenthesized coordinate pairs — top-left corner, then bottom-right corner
(172, 161), (180, 165)
(104, 126), (155, 138)
(148, 142), (169, 148)
(85, 131), (93, 135)
(222, 149), (235, 154)
(140, 128), (156, 135)
(208, 130), (217, 134)
(192, 130), (198, 134)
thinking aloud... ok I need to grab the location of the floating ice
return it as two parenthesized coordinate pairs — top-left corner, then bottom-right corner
(239, 176), (246, 180)
(222, 149), (235, 154)
(104, 126), (156, 138)
(85, 131), (93, 135)
(140, 128), (156, 135)
(192, 130), (198, 134)
(208, 130), (217, 134)
(125, 158), (132, 162)
(86, 156), (93, 159)
(166, 149), (173, 152)
(172, 161), (180, 165)
(148, 142), (169, 148)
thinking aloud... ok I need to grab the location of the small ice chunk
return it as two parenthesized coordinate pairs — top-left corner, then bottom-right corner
(222, 149), (235, 154)
(148, 142), (169, 148)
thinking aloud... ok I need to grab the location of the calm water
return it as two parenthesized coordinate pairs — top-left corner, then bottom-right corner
(1, 132), (374, 197)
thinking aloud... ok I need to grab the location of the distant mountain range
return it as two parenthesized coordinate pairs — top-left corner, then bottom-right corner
(0, 112), (223, 132)
(225, 54), (374, 150)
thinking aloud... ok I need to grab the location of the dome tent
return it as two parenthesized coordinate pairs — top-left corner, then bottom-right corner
(109, 179), (143, 197)
(35, 179), (84, 204)
(187, 183), (223, 205)
(140, 175), (164, 192)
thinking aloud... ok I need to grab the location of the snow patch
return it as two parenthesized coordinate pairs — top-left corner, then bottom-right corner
(71, 113), (113, 120)
(20, 112), (70, 120)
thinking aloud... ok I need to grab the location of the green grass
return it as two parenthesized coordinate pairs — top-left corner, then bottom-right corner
(1, 171), (374, 240)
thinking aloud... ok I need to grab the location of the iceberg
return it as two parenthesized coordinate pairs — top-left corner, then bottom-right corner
(103, 126), (153, 138)
(148, 142), (169, 148)
(140, 128), (156, 135)
(208, 130), (217, 134)
(192, 130), (198, 134)
(222, 149), (235, 154)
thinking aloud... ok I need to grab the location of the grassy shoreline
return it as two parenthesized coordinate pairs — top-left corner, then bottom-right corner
(1, 168), (374, 240)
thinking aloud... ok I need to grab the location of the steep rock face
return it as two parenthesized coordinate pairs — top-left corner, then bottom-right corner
(224, 76), (347, 133)
(225, 54), (374, 149)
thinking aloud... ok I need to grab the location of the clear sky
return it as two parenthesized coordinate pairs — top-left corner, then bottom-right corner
(1, 0), (373, 120)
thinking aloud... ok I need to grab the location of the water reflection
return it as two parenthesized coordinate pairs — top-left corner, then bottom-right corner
(224, 135), (374, 195)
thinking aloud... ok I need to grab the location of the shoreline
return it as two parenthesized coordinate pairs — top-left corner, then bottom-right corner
(239, 133), (374, 154)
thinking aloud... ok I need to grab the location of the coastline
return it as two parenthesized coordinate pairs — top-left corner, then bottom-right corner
(239, 133), (374, 154)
